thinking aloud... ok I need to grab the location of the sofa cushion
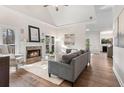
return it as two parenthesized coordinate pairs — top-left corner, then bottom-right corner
(62, 53), (78, 64)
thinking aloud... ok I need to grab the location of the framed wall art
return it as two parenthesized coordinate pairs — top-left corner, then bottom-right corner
(117, 8), (124, 48)
(64, 34), (75, 46)
(28, 25), (40, 42)
(114, 18), (119, 46)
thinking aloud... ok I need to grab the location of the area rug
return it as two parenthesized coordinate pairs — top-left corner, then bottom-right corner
(21, 61), (64, 85)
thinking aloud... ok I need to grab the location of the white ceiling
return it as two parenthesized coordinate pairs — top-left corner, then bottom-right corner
(86, 5), (113, 31)
(4, 5), (96, 26)
(47, 5), (96, 26)
(4, 5), (113, 31)
(5, 5), (55, 25)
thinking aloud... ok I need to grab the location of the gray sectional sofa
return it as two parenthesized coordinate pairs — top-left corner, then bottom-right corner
(48, 50), (90, 86)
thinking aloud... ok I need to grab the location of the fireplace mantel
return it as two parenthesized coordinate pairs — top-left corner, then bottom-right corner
(26, 42), (42, 47)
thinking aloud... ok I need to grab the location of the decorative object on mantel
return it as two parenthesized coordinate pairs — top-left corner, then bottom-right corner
(64, 34), (75, 46)
(28, 25), (40, 42)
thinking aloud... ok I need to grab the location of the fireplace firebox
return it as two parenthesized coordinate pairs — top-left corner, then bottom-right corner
(26, 46), (42, 64)
(27, 50), (41, 58)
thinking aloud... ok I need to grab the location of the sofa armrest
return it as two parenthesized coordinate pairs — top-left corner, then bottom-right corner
(70, 53), (88, 81)
(48, 61), (73, 80)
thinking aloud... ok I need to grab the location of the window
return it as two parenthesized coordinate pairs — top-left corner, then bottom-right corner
(3, 29), (15, 54)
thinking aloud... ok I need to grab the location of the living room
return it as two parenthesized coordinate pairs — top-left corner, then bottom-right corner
(0, 4), (124, 88)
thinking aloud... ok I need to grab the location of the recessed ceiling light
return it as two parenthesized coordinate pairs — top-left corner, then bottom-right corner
(86, 28), (90, 31)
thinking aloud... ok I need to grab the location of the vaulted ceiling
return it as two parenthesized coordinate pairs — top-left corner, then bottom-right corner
(4, 5), (55, 25)
(47, 5), (96, 26)
(4, 5), (113, 31)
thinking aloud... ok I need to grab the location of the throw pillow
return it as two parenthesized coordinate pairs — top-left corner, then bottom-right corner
(62, 53), (78, 64)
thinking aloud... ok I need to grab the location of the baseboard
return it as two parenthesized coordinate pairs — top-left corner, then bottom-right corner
(113, 67), (124, 87)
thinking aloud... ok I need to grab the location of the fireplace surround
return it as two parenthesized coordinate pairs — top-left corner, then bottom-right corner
(26, 46), (42, 64)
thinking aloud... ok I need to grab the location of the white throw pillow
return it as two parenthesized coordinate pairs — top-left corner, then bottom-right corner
(71, 49), (78, 53)
(56, 52), (66, 62)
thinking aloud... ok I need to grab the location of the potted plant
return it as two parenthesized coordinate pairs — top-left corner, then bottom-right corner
(86, 39), (90, 51)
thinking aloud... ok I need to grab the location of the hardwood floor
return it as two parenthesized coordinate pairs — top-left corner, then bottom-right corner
(10, 53), (120, 87)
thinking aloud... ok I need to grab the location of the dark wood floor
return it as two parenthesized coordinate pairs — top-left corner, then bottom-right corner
(10, 53), (120, 87)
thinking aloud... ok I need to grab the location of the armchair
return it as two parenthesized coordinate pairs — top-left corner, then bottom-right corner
(0, 45), (24, 70)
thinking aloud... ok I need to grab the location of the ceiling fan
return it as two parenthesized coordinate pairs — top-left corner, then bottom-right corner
(43, 5), (68, 11)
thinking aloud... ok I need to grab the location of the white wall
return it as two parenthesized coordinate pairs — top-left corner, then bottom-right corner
(56, 23), (86, 53)
(0, 6), (57, 61)
(113, 5), (124, 87)
(85, 31), (100, 53)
